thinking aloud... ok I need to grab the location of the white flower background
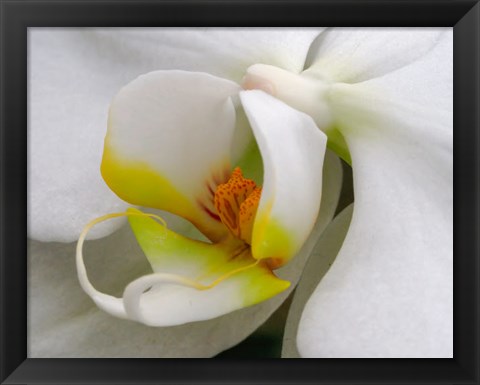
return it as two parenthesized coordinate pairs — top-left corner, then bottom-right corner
(28, 28), (452, 358)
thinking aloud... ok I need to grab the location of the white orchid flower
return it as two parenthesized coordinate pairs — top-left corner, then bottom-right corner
(29, 27), (452, 358)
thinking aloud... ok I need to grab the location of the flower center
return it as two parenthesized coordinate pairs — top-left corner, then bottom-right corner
(214, 167), (261, 245)
(242, 64), (352, 165)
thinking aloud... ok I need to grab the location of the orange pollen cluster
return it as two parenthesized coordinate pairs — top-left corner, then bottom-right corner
(214, 167), (262, 245)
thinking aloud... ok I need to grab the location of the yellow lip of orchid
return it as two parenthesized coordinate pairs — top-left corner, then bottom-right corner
(76, 70), (328, 327)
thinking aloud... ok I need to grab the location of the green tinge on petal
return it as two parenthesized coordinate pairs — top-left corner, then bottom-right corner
(326, 127), (351, 166)
(232, 263), (291, 307)
(251, 202), (296, 269)
(127, 208), (235, 280)
(234, 138), (264, 185)
(126, 208), (290, 317)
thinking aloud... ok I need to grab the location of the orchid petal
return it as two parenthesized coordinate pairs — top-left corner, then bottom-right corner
(304, 28), (444, 83)
(297, 31), (452, 357)
(103, 28), (325, 83)
(103, 70), (240, 241)
(29, 28), (323, 242)
(29, 29), (132, 242)
(282, 204), (353, 357)
(240, 90), (327, 267)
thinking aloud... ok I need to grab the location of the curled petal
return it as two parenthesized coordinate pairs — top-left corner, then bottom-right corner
(77, 209), (290, 327)
(240, 90), (327, 268)
(103, 71), (240, 241)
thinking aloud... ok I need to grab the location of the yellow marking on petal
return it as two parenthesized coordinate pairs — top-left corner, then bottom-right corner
(102, 145), (195, 219)
(238, 263), (291, 307)
(214, 167), (261, 244)
(252, 200), (296, 269)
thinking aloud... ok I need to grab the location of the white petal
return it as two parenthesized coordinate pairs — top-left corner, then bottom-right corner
(29, 152), (342, 357)
(240, 90), (327, 267)
(282, 204), (353, 358)
(304, 27), (445, 83)
(29, 28), (323, 242)
(96, 28), (324, 82)
(103, 70), (240, 241)
(298, 32), (452, 357)
(29, 30), (131, 242)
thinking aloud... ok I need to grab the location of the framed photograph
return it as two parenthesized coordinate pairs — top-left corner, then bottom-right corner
(1, 0), (478, 384)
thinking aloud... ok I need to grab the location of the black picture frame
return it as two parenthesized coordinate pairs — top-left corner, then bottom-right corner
(1, 0), (479, 384)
